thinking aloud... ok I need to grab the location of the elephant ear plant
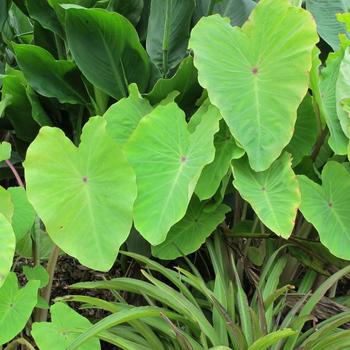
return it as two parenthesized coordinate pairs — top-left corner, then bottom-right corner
(1, 0), (350, 348)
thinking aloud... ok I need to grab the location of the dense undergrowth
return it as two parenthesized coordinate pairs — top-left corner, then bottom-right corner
(2, 0), (350, 349)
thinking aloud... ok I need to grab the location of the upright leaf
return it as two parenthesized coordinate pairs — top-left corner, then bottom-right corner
(65, 7), (150, 100)
(125, 102), (220, 244)
(146, 0), (194, 75)
(1, 68), (39, 141)
(320, 47), (348, 154)
(306, 0), (349, 51)
(32, 302), (101, 350)
(232, 153), (300, 238)
(152, 197), (230, 259)
(299, 161), (350, 260)
(189, 0), (318, 171)
(0, 213), (15, 288)
(14, 44), (87, 105)
(104, 83), (152, 145)
(0, 141), (11, 162)
(336, 48), (350, 138)
(8, 187), (36, 242)
(0, 273), (39, 345)
(24, 117), (137, 271)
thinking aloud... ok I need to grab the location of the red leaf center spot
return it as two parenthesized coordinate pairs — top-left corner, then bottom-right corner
(252, 67), (259, 75)
(328, 202), (333, 208)
(180, 155), (187, 163)
(82, 176), (88, 183)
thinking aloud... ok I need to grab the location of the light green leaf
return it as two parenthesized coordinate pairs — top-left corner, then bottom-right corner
(8, 187), (36, 242)
(299, 161), (350, 260)
(0, 185), (13, 222)
(24, 117), (137, 271)
(13, 44), (87, 105)
(146, 0), (195, 74)
(32, 302), (101, 350)
(306, 0), (349, 51)
(0, 94), (11, 118)
(286, 93), (318, 167)
(189, 0), (318, 171)
(152, 197), (230, 259)
(23, 264), (49, 288)
(125, 102), (220, 245)
(0, 213), (15, 288)
(0, 141), (11, 162)
(320, 47), (348, 154)
(104, 83), (152, 145)
(196, 120), (244, 200)
(232, 153), (300, 238)
(336, 48), (350, 138)
(65, 7), (150, 100)
(0, 272), (39, 345)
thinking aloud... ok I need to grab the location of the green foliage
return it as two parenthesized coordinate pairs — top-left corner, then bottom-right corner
(2, 0), (350, 348)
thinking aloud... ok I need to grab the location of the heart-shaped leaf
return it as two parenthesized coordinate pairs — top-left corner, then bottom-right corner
(65, 7), (150, 100)
(32, 302), (100, 350)
(23, 264), (49, 288)
(24, 117), (137, 271)
(152, 197), (230, 259)
(8, 187), (36, 242)
(195, 120), (244, 200)
(125, 102), (220, 244)
(104, 84), (152, 146)
(0, 272), (39, 345)
(189, 0), (318, 171)
(0, 185), (13, 222)
(299, 161), (350, 260)
(232, 153), (300, 238)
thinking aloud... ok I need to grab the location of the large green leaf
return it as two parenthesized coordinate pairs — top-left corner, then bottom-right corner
(336, 48), (350, 138)
(104, 83), (152, 145)
(65, 7), (150, 100)
(299, 161), (350, 260)
(0, 272), (39, 345)
(24, 117), (137, 271)
(189, 0), (318, 171)
(8, 187), (36, 242)
(125, 102), (220, 244)
(320, 47), (348, 154)
(146, 0), (195, 75)
(32, 302), (100, 350)
(0, 213), (15, 288)
(232, 153), (300, 238)
(286, 93), (318, 167)
(195, 120), (244, 200)
(13, 44), (87, 105)
(306, 0), (349, 51)
(1, 68), (39, 142)
(152, 197), (230, 259)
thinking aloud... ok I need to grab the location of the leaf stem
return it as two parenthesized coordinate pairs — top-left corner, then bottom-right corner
(5, 160), (24, 187)
(38, 244), (60, 322)
(311, 127), (329, 161)
(4, 338), (35, 350)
